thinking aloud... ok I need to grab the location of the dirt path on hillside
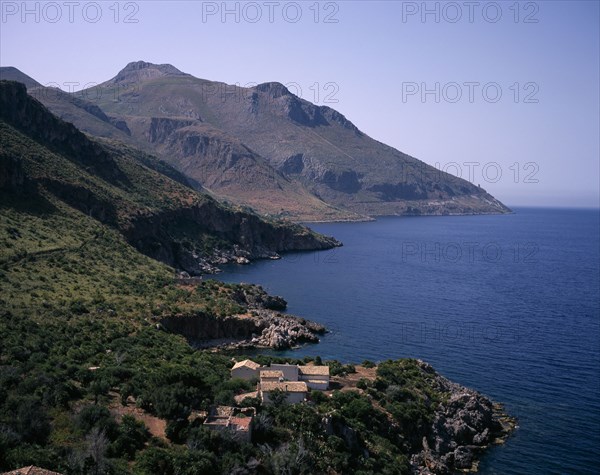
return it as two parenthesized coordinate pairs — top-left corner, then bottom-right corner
(108, 394), (167, 440)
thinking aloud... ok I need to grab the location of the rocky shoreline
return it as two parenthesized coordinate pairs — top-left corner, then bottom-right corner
(160, 284), (326, 350)
(410, 361), (517, 474)
(184, 245), (280, 275)
(215, 309), (326, 351)
(165, 281), (516, 473)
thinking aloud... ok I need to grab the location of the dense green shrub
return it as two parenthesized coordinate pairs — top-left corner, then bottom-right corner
(77, 405), (118, 440)
(14, 398), (51, 444)
(111, 415), (150, 460)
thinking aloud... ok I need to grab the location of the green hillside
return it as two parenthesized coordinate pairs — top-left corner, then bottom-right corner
(0, 80), (512, 475)
(0, 80), (339, 274)
(0, 92), (422, 473)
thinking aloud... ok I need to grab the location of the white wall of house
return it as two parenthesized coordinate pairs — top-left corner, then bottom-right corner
(304, 379), (329, 390)
(262, 390), (306, 404)
(299, 370), (329, 390)
(269, 364), (299, 381)
(285, 391), (306, 404)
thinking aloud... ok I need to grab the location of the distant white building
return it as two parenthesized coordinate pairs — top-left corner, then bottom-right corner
(231, 361), (330, 405)
(231, 359), (260, 381)
(299, 365), (330, 390)
(260, 381), (308, 404)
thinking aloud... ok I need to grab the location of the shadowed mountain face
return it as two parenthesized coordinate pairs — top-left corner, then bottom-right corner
(0, 66), (42, 89)
(0, 80), (340, 274)
(2, 62), (510, 220)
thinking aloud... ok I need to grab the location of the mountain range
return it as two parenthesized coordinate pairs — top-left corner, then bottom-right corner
(0, 62), (510, 221)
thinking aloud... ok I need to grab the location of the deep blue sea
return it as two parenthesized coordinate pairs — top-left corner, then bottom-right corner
(217, 207), (600, 474)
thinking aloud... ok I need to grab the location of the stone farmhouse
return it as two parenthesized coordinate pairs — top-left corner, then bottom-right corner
(230, 359), (330, 404)
(230, 359), (261, 380)
(262, 363), (330, 390)
(260, 381), (308, 404)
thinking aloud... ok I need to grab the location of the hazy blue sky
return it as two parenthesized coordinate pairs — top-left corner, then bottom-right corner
(1, 0), (598, 207)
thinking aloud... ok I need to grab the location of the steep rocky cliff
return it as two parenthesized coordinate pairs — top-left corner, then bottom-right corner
(124, 200), (339, 274)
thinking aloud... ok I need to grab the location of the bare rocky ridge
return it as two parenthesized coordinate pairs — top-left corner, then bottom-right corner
(0, 66), (42, 89)
(108, 60), (190, 84)
(133, 117), (353, 220)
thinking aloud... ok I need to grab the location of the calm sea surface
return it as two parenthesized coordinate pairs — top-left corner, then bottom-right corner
(217, 207), (600, 474)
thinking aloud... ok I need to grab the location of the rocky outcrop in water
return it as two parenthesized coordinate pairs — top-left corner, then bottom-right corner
(175, 246), (267, 275)
(158, 284), (326, 350)
(160, 309), (325, 351)
(410, 361), (516, 474)
(246, 310), (325, 349)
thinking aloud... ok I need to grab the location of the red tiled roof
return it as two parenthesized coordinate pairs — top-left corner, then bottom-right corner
(230, 416), (252, 430)
(260, 370), (284, 378)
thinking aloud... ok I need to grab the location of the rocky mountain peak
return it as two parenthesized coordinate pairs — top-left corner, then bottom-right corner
(254, 82), (292, 99)
(110, 60), (188, 84)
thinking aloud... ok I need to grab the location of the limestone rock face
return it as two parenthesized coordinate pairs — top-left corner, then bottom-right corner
(160, 310), (325, 351)
(255, 315), (321, 349)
